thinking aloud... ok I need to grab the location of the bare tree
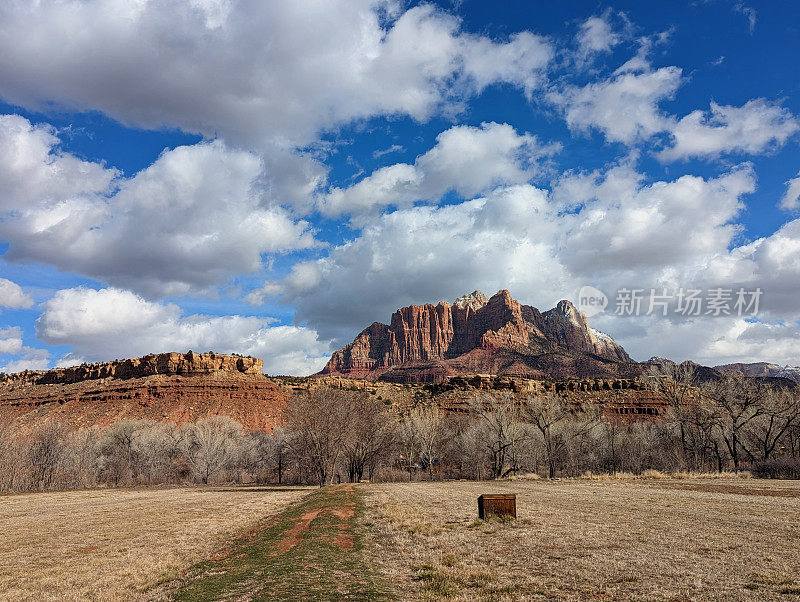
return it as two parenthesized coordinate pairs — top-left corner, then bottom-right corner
(0, 420), (27, 491)
(745, 387), (800, 461)
(241, 428), (290, 484)
(523, 393), (573, 478)
(61, 427), (101, 489)
(469, 393), (528, 478)
(271, 427), (290, 484)
(675, 399), (725, 472)
(646, 361), (697, 465)
(182, 417), (244, 484)
(99, 420), (145, 486)
(134, 422), (181, 484)
(445, 417), (488, 480)
(27, 420), (67, 489)
(342, 394), (397, 482)
(284, 387), (352, 487)
(398, 417), (420, 481)
(703, 371), (766, 471)
(405, 405), (447, 480)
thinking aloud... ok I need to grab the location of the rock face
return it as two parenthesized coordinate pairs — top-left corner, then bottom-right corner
(320, 290), (633, 382)
(0, 352), (285, 432)
(1, 351), (263, 387)
(282, 374), (672, 420)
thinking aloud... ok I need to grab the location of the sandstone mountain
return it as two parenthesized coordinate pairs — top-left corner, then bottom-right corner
(320, 290), (636, 382)
(0, 352), (287, 432)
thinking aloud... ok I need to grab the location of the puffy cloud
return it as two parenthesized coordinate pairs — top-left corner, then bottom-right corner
(0, 277), (33, 309)
(259, 185), (568, 343)
(0, 326), (49, 373)
(696, 319), (800, 366)
(575, 11), (623, 62)
(0, 2), (552, 149)
(578, 210), (800, 364)
(698, 217), (800, 317)
(0, 116), (316, 297)
(1, 348), (50, 373)
(37, 287), (332, 375)
(657, 100), (799, 162)
(258, 163), (758, 351)
(780, 172), (800, 211)
(547, 66), (682, 144)
(549, 60), (798, 161)
(0, 115), (117, 210)
(0, 327), (23, 354)
(554, 163), (755, 275)
(0, 2), (554, 216)
(585, 312), (800, 367)
(319, 122), (560, 217)
(459, 31), (553, 97)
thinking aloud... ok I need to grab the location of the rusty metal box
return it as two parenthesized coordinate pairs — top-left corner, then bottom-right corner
(478, 493), (516, 520)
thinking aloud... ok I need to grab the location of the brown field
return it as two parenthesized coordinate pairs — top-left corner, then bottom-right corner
(3, 478), (800, 601)
(0, 485), (309, 601)
(364, 478), (800, 601)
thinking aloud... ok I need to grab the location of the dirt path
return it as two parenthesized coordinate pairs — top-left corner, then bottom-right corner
(159, 484), (389, 601)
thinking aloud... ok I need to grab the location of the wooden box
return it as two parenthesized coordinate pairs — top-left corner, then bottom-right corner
(478, 493), (516, 520)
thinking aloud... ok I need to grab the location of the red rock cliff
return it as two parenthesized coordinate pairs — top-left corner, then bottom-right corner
(0, 352), (283, 432)
(320, 290), (632, 381)
(1, 351), (263, 387)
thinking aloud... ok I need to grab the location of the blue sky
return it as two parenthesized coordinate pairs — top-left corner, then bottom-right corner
(0, 0), (799, 374)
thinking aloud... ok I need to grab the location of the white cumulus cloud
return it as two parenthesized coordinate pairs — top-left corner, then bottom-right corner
(549, 57), (798, 161)
(780, 172), (800, 211)
(575, 10), (625, 63)
(0, 2), (553, 149)
(0, 115), (316, 297)
(0, 277), (33, 310)
(548, 66), (682, 144)
(658, 99), (799, 162)
(0, 327), (23, 354)
(257, 163), (760, 355)
(319, 122), (560, 217)
(37, 287), (332, 376)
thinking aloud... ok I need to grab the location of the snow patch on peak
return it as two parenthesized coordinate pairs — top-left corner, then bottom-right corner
(454, 290), (489, 310)
(590, 327), (612, 342)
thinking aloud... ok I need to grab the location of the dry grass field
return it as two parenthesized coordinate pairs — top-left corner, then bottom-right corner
(0, 485), (309, 601)
(364, 478), (800, 601)
(3, 478), (799, 601)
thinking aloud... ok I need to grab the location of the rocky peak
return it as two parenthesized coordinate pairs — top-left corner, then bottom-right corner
(453, 290), (489, 311)
(547, 299), (587, 328)
(320, 289), (632, 380)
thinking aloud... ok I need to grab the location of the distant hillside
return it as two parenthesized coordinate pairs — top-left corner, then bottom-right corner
(714, 362), (800, 384)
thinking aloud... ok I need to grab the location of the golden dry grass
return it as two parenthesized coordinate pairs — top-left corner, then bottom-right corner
(363, 478), (800, 601)
(0, 485), (310, 601)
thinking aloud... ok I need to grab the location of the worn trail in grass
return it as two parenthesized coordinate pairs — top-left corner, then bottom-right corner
(167, 484), (390, 601)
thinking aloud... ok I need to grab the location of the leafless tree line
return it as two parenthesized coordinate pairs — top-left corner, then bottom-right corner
(1, 372), (798, 492)
(0, 416), (272, 492)
(648, 363), (800, 475)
